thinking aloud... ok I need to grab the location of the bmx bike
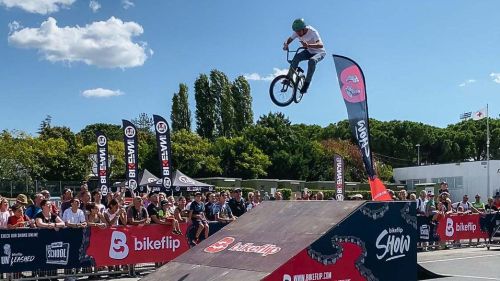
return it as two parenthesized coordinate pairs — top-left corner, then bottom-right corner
(269, 47), (307, 107)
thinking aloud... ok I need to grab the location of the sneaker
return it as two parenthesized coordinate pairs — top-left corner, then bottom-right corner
(300, 81), (310, 94)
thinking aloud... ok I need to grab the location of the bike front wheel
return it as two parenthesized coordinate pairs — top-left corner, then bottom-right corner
(294, 76), (305, 103)
(270, 75), (296, 107)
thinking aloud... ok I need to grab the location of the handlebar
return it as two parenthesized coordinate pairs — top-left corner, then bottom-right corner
(286, 47), (306, 63)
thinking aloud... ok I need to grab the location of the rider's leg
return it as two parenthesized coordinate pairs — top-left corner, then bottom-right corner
(302, 52), (326, 93)
(287, 50), (311, 80)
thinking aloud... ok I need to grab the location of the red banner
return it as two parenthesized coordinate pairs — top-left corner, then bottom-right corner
(436, 214), (489, 241)
(87, 224), (190, 266)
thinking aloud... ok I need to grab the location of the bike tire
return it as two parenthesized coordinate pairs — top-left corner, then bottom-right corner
(270, 75), (296, 107)
(294, 76), (305, 103)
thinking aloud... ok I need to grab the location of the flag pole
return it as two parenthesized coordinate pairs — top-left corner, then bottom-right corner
(487, 104), (490, 198)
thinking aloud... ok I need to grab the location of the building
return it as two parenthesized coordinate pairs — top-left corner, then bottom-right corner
(394, 160), (500, 202)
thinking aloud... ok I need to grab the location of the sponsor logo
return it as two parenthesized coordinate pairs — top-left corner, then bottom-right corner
(156, 121), (168, 134)
(346, 75), (359, 83)
(419, 225), (430, 240)
(1, 244), (35, 266)
(355, 120), (370, 158)
(128, 179), (137, 190)
(445, 218), (454, 237)
(335, 194), (344, 201)
(179, 175), (195, 184)
(345, 86), (361, 98)
(124, 126), (136, 138)
(283, 272), (333, 281)
(98, 144), (108, 195)
(163, 178), (172, 189)
(203, 236), (280, 257)
(376, 227), (410, 261)
(109, 231), (181, 260)
(158, 135), (171, 187)
(335, 155), (344, 200)
(46, 242), (69, 265)
(97, 135), (107, 146)
(340, 65), (366, 103)
(109, 231), (129, 260)
(445, 217), (478, 237)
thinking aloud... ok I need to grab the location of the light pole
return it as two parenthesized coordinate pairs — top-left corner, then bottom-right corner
(416, 144), (421, 166)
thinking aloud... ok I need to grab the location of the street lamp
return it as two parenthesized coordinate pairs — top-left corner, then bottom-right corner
(416, 144), (421, 166)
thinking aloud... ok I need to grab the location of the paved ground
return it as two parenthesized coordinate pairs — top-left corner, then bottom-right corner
(418, 246), (500, 280)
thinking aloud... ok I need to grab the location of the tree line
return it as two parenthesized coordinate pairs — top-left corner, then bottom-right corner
(1, 69), (499, 186)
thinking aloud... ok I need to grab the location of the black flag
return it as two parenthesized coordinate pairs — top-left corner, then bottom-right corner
(96, 131), (109, 196)
(153, 115), (173, 192)
(122, 120), (139, 193)
(333, 55), (391, 201)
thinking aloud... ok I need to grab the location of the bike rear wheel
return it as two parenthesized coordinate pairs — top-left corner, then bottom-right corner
(270, 75), (296, 107)
(294, 76), (305, 103)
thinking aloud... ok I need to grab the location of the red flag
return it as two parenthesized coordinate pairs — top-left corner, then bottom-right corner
(369, 177), (393, 201)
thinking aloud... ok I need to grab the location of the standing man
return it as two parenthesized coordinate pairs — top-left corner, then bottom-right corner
(228, 188), (246, 217)
(283, 18), (326, 94)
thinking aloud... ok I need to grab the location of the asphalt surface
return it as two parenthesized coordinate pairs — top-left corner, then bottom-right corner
(418, 246), (500, 280)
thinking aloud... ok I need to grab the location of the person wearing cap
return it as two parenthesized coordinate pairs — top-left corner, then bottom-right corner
(41, 189), (59, 215)
(228, 188), (246, 217)
(147, 193), (181, 235)
(188, 192), (209, 244)
(425, 193), (436, 217)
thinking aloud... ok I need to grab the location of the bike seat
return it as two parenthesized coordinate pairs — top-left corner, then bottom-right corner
(297, 67), (304, 73)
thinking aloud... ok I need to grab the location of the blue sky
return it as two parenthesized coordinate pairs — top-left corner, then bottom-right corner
(1, 0), (500, 135)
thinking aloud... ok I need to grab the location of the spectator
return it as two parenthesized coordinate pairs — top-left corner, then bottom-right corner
(438, 181), (449, 194)
(60, 188), (73, 215)
(0, 198), (11, 229)
(204, 193), (216, 221)
(35, 200), (65, 229)
(14, 194), (29, 209)
(495, 193), (500, 209)
(228, 188), (246, 217)
(77, 182), (89, 200)
(159, 192), (167, 202)
(86, 203), (106, 228)
(185, 195), (193, 210)
(127, 196), (150, 226)
(245, 192), (254, 211)
(174, 196), (189, 223)
(147, 193), (181, 234)
(316, 191), (324, 201)
(440, 192), (451, 211)
(80, 191), (91, 213)
(387, 189), (397, 200)
(398, 190), (408, 200)
(214, 192), (235, 223)
(188, 192), (209, 244)
(41, 189), (59, 215)
(485, 197), (497, 212)
(104, 199), (127, 226)
(425, 193), (436, 217)
(350, 194), (364, 200)
(452, 195), (478, 213)
(62, 198), (87, 228)
(416, 191), (427, 215)
(409, 193), (417, 200)
(309, 193), (317, 200)
(301, 190), (310, 200)
(166, 196), (176, 214)
(90, 190), (105, 213)
(25, 193), (44, 219)
(275, 191), (283, 200)
(7, 204), (32, 229)
(263, 192), (270, 201)
(472, 194), (485, 213)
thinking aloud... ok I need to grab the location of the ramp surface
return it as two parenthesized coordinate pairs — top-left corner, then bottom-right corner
(141, 201), (363, 281)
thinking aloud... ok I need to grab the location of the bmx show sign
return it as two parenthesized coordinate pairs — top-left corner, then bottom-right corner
(96, 131), (109, 196)
(334, 154), (345, 201)
(153, 114), (173, 192)
(122, 119), (139, 192)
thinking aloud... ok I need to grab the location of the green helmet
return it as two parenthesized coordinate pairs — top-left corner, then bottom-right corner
(292, 18), (306, 32)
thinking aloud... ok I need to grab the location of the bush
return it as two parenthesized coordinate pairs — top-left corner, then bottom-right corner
(277, 188), (292, 200)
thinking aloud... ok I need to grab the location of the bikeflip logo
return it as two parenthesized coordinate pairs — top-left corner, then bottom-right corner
(445, 217), (477, 237)
(445, 218), (454, 237)
(109, 231), (181, 260)
(204, 237), (281, 257)
(109, 231), (129, 260)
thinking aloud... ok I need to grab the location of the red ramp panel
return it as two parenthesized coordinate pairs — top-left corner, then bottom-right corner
(141, 201), (417, 281)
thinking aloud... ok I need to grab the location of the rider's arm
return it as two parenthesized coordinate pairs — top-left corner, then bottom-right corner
(283, 37), (294, 50)
(303, 40), (323, 49)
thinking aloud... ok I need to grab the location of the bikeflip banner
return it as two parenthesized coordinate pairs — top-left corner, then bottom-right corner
(96, 131), (110, 196)
(153, 115), (173, 193)
(333, 55), (391, 201)
(334, 154), (345, 201)
(122, 120), (139, 193)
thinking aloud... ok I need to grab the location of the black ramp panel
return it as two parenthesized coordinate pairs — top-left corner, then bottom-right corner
(141, 201), (363, 281)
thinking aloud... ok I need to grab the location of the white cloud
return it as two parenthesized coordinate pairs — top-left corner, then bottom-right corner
(0, 0), (75, 14)
(458, 79), (476, 87)
(490, 73), (500, 84)
(89, 0), (100, 13)
(122, 0), (134, 9)
(8, 17), (151, 68)
(8, 20), (21, 34)
(82, 88), (124, 98)
(244, 68), (288, 81)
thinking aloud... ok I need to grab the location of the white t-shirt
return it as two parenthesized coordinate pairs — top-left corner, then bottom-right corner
(291, 25), (326, 55)
(453, 201), (471, 211)
(62, 208), (86, 224)
(416, 198), (427, 213)
(0, 211), (10, 228)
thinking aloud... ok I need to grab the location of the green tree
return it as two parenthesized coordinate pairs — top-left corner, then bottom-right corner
(195, 74), (217, 140)
(171, 129), (222, 177)
(232, 76), (253, 134)
(77, 123), (122, 146)
(80, 140), (126, 180)
(171, 83), (191, 132)
(211, 136), (270, 179)
(132, 113), (154, 133)
(210, 70), (233, 137)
